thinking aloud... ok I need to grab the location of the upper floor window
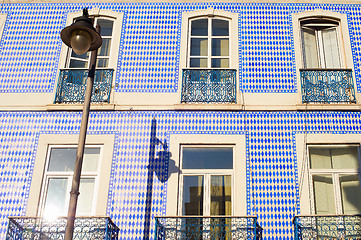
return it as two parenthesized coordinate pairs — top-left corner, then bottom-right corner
(67, 17), (114, 69)
(55, 9), (123, 104)
(188, 18), (230, 69)
(293, 11), (356, 104)
(301, 17), (341, 69)
(180, 9), (238, 104)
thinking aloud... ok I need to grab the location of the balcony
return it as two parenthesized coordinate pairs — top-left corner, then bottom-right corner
(181, 69), (236, 103)
(155, 216), (262, 239)
(6, 216), (119, 240)
(293, 215), (361, 240)
(55, 69), (113, 104)
(300, 69), (356, 103)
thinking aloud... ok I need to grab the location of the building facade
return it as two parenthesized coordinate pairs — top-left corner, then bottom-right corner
(0, 0), (361, 239)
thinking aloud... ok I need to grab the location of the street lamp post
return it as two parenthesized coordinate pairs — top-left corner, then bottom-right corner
(60, 8), (102, 240)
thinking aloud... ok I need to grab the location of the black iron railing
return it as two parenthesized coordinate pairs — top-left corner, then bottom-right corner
(300, 69), (356, 103)
(155, 216), (262, 239)
(293, 215), (361, 240)
(181, 69), (237, 103)
(55, 68), (113, 104)
(6, 216), (119, 240)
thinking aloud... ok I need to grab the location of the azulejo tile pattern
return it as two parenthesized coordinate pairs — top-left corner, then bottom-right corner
(0, 3), (360, 93)
(1, 111), (361, 239)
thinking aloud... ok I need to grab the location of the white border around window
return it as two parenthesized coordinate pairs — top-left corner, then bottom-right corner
(295, 133), (361, 215)
(26, 134), (115, 217)
(178, 9), (240, 104)
(55, 8), (123, 104)
(166, 134), (247, 216)
(292, 10), (357, 104)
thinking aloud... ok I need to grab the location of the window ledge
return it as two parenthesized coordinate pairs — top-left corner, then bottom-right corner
(175, 103), (243, 111)
(46, 103), (115, 111)
(296, 103), (361, 111)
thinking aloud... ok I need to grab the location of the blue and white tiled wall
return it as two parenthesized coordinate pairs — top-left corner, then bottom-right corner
(1, 111), (361, 239)
(1, 2), (361, 240)
(0, 3), (361, 93)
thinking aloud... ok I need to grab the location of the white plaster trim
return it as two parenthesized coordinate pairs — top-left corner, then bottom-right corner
(26, 134), (115, 216)
(295, 133), (361, 215)
(166, 133), (247, 216)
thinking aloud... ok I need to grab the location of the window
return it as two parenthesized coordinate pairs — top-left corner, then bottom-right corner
(180, 9), (238, 103)
(179, 146), (233, 216)
(26, 134), (114, 217)
(292, 11), (356, 103)
(188, 18), (230, 69)
(301, 17), (342, 69)
(55, 9), (123, 104)
(308, 146), (361, 215)
(39, 146), (102, 218)
(67, 18), (114, 69)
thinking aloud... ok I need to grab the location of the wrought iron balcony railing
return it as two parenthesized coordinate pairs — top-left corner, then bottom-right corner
(155, 216), (262, 240)
(181, 69), (237, 103)
(6, 216), (119, 240)
(300, 69), (356, 103)
(55, 68), (113, 104)
(293, 215), (361, 240)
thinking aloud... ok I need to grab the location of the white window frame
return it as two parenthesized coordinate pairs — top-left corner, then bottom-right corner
(56, 9), (123, 104)
(292, 10), (357, 103)
(38, 144), (103, 217)
(307, 144), (361, 214)
(187, 17), (231, 69)
(166, 134), (246, 216)
(26, 134), (114, 217)
(178, 144), (235, 216)
(296, 133), (361, 215)
(178, 9), (240, 103)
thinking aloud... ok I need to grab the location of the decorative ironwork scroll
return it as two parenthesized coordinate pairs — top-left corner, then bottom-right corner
(55, 69), (113, 104)
(155, 216), (262, 240)
(181, 69), (237, 103)
(300, 69), (356, 103)
(293, 215), (361, 240)
(6, 216), (119, 240)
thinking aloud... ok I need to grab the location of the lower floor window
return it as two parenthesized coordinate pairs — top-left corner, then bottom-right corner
(309, 146), (361, 214)
(179, 146), (234, 216)
(40, 146), (101, 218)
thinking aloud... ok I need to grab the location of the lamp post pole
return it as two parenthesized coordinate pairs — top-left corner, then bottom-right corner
(60, 9), (102, 240)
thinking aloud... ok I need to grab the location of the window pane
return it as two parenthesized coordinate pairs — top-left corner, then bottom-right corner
(190, 38), (208, 56)
(340, 175), (361, 214)
(48, 148), (76, 172)
(48, 147), (100, 172)
(212, 19), (229, 36)
(331, 147), (359, 169)
(97, 19), (113, 37)
(69, 59), (88, 69)
(190, 58), (207, 68)
(182, 176), (203, 215)
(183, 147), (233, 169)
(43, 178), (68, 217)
(83, 148), (100, 171)
(212, 39), (229, 56)
(313, 175), (336, 214)
(211, 175), (231, 215)
(302, 27), (319, 68)
(309, 148), (332, 169)
(77, 178), (95, 215)
(96, 58), (109, 68)
(71, 51), (89, 60)
(191, 19), (208, 36)
(98, 38), (111, 57)
(322, 28), (341, 68)
(211, 58), (229, 68)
